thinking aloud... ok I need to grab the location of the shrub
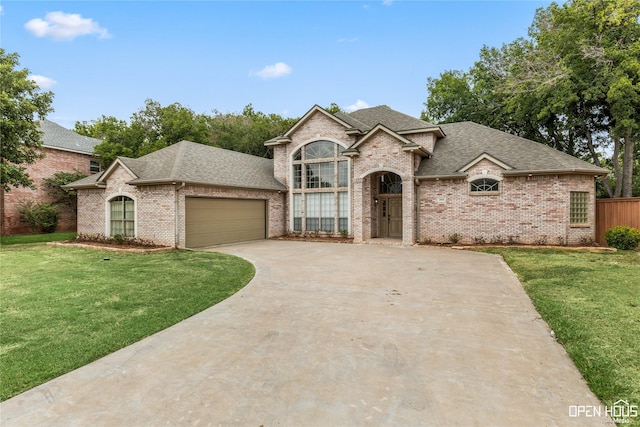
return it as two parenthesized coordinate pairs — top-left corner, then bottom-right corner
(605, 226), (640, 250)
(17, 200), (59, 233)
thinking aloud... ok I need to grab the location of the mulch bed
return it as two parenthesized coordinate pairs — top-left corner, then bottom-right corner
(272, 236), (354, 244)
(49, 241), (173, 253)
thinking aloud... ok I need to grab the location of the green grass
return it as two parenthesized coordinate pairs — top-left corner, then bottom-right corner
(0, 244), (254, 401)
(0, 232), (76, 246)
(481, 248), (640, 426)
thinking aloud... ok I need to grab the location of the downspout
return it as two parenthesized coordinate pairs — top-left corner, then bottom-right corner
(174, 182), (186, 248)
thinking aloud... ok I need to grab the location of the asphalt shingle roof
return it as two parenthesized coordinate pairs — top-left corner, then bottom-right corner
(75, 141), (285, 191)
(340, 106), (438, 132)
(39, 119), (102, 154)
(416, 122), (608, 177)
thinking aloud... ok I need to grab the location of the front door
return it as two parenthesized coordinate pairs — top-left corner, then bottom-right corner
(379, 196), (402, 238)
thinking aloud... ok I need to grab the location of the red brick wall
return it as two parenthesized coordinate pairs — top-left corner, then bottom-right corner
(1, 147), (94, 235)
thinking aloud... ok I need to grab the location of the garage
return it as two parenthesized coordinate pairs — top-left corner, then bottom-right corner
(185, 198), (266, 248)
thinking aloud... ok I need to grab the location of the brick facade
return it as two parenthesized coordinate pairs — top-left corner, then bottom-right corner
(75, 163), (285, 248)
(73, 106), (601, 248)
(1, 147), (95, 235)
(271, 109), (599, 246)
(418, 170), (597, 246)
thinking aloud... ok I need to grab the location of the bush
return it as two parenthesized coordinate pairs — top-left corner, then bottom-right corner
(17, 200), (60, 233)
(605, 226), (640, 250)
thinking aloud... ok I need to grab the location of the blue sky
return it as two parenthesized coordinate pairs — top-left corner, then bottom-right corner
(2, 1), (550, 129)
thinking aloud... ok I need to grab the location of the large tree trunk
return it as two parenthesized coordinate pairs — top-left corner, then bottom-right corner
(584, 128), (613, 197)
(612, 135), (623, 198)
(622, 133), (636, 198)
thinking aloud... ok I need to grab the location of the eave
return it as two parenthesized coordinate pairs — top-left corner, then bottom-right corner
(402, 143), (432, 158)
(62, 181), (107, 189)
(502, 168), (609, 177)
(415, 173), (468, 181)
(126, 178), (286, 192)
(264, 136), (292, 146)
(397, 126), (446, 138)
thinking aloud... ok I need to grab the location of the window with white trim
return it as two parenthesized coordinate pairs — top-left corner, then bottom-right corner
(470, 178), (500, 193)
(291, 141), (348, 233)
(110, 196), (135, 237)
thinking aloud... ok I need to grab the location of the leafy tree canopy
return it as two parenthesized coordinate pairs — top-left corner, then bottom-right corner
(0, 49), (54, 191)
(76, 101), (298, 167)
(423, 0), (640, 197)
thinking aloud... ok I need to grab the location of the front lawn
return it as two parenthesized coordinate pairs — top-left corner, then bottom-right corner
(482, 248), (640, 426)
(0, 245), (254, 401)
(0, 232), (76, 246)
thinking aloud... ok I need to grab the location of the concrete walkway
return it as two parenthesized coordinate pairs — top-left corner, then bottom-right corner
(1, 241), (613, 426)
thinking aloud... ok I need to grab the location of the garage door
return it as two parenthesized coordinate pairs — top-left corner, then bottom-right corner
(185, 198), (266, 248)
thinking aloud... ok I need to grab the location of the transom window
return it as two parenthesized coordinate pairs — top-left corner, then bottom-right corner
(291, 141), (349, 233)
(470, 178), (500, 193)
(379, 173), (402, 194)
(110, 196), (135, 237)
(570, 191), (589, 224)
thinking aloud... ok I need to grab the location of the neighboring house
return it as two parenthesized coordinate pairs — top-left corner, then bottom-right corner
(66, 105), (607, 248)
(1, 120), (102, 235)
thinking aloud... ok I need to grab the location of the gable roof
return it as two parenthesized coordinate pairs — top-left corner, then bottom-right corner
(343, 124), (432, 158)
(283, 105), (352, 138)
(39, 119), (102, 155)
(416, 122), (608, 178)
(66, 140), (285, 191)
(338, 106), (444, 136)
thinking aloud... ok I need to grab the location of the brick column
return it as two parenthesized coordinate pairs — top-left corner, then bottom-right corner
(402, 177), (416, 245)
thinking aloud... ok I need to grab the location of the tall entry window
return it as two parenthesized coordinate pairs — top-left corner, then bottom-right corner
(291, 141), (349, 233)
(110, 196), (135, 237)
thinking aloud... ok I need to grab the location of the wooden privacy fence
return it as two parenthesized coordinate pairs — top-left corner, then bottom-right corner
(595, 198), (640, 246)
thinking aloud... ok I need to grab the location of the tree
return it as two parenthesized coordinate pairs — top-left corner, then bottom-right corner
(208, 104), (298, 158)
(423, 0), (640, 197)
(0, 49), (54, 191)
(75, 100), (212, 167)
(75, 115), (140, 168)
(43, 170), (88, 212)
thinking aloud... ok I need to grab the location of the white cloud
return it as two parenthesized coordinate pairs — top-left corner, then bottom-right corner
(28, 74), (57, 89)
(252, 62), (292, 79)
(25, 11), (111, 40)
(337, 37), (359, 43)
(345, 100), (370, 112)
(382, 0), (394, 5)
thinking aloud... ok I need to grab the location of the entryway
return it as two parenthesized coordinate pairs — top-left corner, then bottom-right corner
(377, 172), (402, 239)
(378, 195), (402, 238)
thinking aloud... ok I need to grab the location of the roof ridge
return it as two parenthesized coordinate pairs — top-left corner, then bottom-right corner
(169, 140), (189, 180)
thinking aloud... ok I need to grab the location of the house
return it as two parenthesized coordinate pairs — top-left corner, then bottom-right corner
(1, 120), (102, 235)
(66, 105), (607, 248)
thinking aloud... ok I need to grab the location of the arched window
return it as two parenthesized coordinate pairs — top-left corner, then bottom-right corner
(110, 196), (135, 236)
(379, 172), (402, 194)
(291, 141), (349, 233)
(470, 178), (499, 193)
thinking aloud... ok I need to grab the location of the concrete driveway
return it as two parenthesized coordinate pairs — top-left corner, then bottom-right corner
(1, 241), (612, 426)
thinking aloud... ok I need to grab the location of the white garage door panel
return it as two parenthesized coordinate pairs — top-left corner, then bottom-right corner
(185, 198), (266, 248)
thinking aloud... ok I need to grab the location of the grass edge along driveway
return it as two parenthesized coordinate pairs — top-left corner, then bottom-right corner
(0, 244), (254, 401)
(481, 248), (640, 427)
